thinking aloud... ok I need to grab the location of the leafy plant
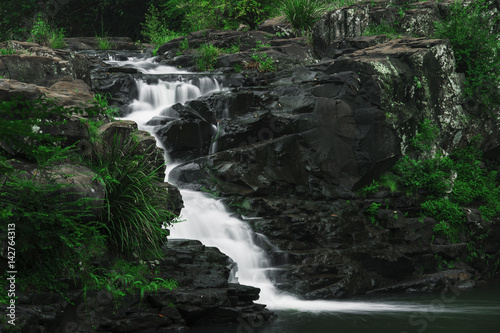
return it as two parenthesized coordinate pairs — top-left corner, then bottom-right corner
(0, 97), (179, 300)
(196, 43), (221, 71)
(179, 37), (190, 53)
(365, 202), (381, 225)
(0, 47), (16, 55)
(370, 120), (500, 255)
(433, 0), (500, 108)
(357, 180), (380, 197)
(280, 0), (326, 31)
(0, 97), (98, 161)
(29, 14), (66, 48)
(92, 93), (119, 118)
(141, 4), (182, 49)
(176, 0), (277, 32)
(249, 52), (276, 72)
(222, 44), (240, 54)
(233, 0), (275, 29)
(86, 133), (177, 257)
(1, 168), (106, 275)
(96, 36), (113, 50)
(83, 259), (178, 304)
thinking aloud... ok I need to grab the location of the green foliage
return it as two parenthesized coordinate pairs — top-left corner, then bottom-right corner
(0, 153), (106, 294)
(233, 0), (274, 29)
(83, 259), (177, 303)
(250, 52), (276, 72)
(365, 202), (381, 225)
(86, 133), (175, 257)
(176, 0), (277, 32)
(363, 20), (401, 38)
(222, 44), (240, 54)
(178, 0), (232, 31)
(391, 120), (455, 196)
(0, 0), (37, 41)
(196, 43), (221, 71)
(324, 0), (358, 10)
(357, 180), (380, 197)
(0, 47), (16, 55)
(422, 198), (465, 243)
(179, 37), (190, 53)
(96, 36), (113, 50)
(0, 97), (98, 161)
(435, 254), (456, 270)
(372, 120), (500, 250)
(280, 0), (326, 31)
(0, 96), (178, 299)
(434, 0), (500, 107)
(92, 93), (119, 118)
(141, 4), (182, 48)
(29, 15), (66, 49)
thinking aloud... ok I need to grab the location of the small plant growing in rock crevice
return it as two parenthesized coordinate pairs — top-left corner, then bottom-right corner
(196, 43), (221, 71)
(248, 52), (276, 72)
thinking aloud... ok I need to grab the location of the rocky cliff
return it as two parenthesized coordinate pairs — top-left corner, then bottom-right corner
(146, 0), (500, 299)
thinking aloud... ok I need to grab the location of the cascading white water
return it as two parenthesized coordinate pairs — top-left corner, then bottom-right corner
(118, 58), (458, 314)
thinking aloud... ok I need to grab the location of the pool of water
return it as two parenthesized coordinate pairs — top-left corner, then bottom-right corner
(185, 284), (500, 333)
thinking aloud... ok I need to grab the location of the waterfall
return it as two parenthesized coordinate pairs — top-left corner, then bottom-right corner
(117, 57), (436, 314)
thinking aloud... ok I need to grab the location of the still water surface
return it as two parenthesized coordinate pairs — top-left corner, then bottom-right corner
(184, 284), (500, 333)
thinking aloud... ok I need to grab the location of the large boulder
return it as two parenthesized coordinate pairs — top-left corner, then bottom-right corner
(0, 41), (92, 86)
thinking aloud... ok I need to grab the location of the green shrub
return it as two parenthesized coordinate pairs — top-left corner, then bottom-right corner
(371, 120), (500, 251)
(196, 43), (221, 71)
(84, 259), (178, 303)
(86, 133), (175, 257)
(141, 4), (182, 48)
(0, 166), (106, 284)
(29, 15), (66, 48)
(0, 97), (97, 160)
(421, 198), (466, 243)
(175, 0), (277, 32)
(392, 120), (455, 196)
(0, 97), (179, 297)
(365, 202), (381, 225)
(0, 47), (16, 55)
(96, 36), (113, 50)
(434, 0), (500, 107)
(233, 0), (274, 29)
(280, 0), (326, 31)
(250, 52), (276, 72)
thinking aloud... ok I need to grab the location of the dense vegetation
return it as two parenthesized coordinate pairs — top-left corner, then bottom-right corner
(361, 120), (500, 267)
(0, 0), (355, 42)
(0, 97), (178, 304)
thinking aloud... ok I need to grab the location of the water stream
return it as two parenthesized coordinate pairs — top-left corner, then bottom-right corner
(113, 56), (500, 331)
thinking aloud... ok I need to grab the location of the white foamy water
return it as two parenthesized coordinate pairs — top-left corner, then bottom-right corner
(122, 76), (222, 142)
(169, 189), (456, 314)
(105, 56), (190, 74)
(118, 60), (473, 314)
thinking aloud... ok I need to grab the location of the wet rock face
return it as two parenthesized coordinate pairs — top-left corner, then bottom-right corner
(154, 2), (500, 299)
